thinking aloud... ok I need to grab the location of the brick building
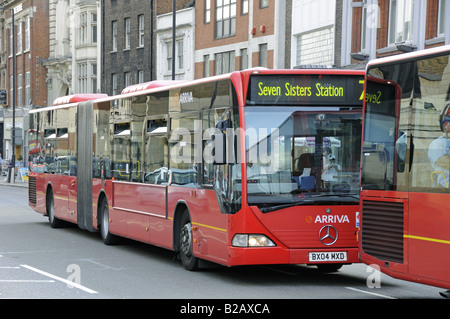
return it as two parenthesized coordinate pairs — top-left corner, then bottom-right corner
(101, 0), (192, 95)
(292, 0), (449, 69)
(194, 0), (290, 78)
(0, 0), (49, 164)
(344, 0), (450, 67)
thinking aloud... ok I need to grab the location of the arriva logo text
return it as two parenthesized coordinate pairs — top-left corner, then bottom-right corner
(315, 215), (350, 223)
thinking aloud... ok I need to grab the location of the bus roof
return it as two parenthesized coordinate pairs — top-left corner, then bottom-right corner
(48, 69), (365, 109)
(366, 45), (450, 69)
(52, 94), (108, 106)
(121, 80), (186, 94)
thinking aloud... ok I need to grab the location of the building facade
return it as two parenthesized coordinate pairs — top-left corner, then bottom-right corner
(156, 5), (195, 80)
(344, 0), (450, 67)
(0, 0), (448, 166)
(44, 0), (101, 106)
(292, 0), (450, 69)
(194, 0), (290, 78)
(0, 0), (49, 164)
(102, 0), (193, 96)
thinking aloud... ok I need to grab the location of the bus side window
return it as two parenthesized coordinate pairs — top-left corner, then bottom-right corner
(144, 132), (169, 184)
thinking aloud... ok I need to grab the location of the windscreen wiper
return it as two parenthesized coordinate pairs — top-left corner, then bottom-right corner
(258, 193), (358, 213)
(309, 193), (359, 200)
(259, 200), (313, 213)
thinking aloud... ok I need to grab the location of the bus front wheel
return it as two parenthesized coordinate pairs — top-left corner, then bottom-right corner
(47, 191), (63, 228)
(316, 263), (343, 272)
(179, 211), (199, 271)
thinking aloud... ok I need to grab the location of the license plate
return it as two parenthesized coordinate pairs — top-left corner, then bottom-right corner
(308, 251), (347, 262)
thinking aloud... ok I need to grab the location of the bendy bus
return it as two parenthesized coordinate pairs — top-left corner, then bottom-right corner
(28, 69), (364, 271)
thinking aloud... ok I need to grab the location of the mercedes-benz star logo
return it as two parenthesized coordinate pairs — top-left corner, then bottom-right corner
(319, 225), (338, 246)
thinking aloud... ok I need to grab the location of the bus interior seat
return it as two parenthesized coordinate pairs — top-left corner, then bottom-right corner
(300, 176), (315, 190)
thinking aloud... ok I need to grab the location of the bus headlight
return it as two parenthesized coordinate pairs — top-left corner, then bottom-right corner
(232, 234), (276, 247)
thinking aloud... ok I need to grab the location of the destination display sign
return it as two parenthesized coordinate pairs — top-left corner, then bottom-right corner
(246, 74), (364, 106)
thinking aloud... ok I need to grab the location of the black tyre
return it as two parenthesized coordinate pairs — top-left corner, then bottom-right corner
(47, 191), (64, 228)
(316, 263), (343, 272)
(100, 198), (119, 245)
(179, 210), (198, 271)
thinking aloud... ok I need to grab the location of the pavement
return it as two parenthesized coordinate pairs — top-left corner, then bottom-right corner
(0, 173), (28, 188)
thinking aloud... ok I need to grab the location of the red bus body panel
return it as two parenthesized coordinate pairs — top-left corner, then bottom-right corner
(227, 204), (359, 266)
(360, 192), (450, 289)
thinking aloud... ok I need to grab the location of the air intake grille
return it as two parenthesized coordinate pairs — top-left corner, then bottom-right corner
(28, 176), (37, 205)
(361, 200), (404, 263)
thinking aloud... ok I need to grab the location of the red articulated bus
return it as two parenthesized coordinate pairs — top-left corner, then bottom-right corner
(360, 45), (450, 293)
(28, 69), (364, 271)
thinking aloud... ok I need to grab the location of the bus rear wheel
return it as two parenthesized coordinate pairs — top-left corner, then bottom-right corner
(100, 198), (119, 245)
(179, 211), (199, 271)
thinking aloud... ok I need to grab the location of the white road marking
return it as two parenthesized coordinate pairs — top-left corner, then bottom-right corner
(345, 287), (396, 299)
(0, 279), (55, 283)
(21, 264), (98, 294)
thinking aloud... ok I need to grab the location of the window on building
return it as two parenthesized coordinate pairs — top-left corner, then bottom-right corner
(78, 63), (87, 93)
(240, 48), (247, 70)
(10, 76), (12, 104)
(216, 0), (236, 39)
(259, 43), (267, 67)
(9, 23), (13, 56)
(78, 62), (97, 93)
(260, 0), (269, 8)
(138, 70), (144, 83)
(204, 54), (210, 77)
(215, 51), (235, 75)
(438, 0), (446, 37)
(24, 17), (30, 51)
(165, 39), (184, 74)
(205, 0), (211, 24)
(166, 42), (172, 73)
(91, 64), (97, 92)
(124, 72), (132, 87)
(125, 18), (131, 50)
(17, 21), (22, 54)
(78, 11), (97, 45)
(138, 15), (145, 47)
(361, 4), (367, 51)
(112, 74), (118, 95)
(242, 0), (248, 14)
(112, 20), (117, 51)
(296, 26), (334, 66)
(79, 12), (87, 45)
(388, 0), (414, 45)
(92, 13), (97, 44)
(17, 73), (22, 107)
(177, 40), (184, 69)
(25, 72), (30, 106)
